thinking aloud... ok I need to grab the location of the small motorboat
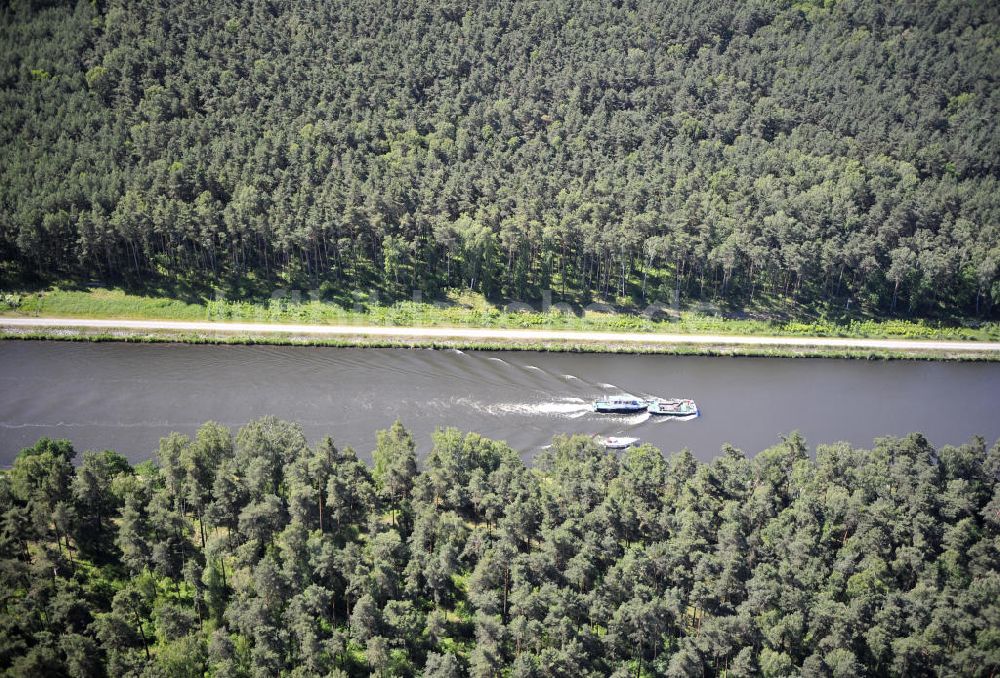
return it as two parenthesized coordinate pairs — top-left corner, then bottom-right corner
(592, 395), (647, 413)
(594, 435), (640, 450)
(646, 398), (699, 417)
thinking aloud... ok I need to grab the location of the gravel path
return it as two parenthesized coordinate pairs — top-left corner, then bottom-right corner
(3, 316), (999, 352)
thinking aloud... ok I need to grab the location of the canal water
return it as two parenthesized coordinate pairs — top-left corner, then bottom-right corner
(1, 341), (998, 465)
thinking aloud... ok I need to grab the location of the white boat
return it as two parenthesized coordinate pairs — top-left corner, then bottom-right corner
(592, 395), (647, 413)
(594, 435), (640, 449)
(646, 398), (699, 417)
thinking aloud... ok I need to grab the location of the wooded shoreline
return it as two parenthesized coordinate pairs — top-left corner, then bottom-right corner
(1, 421), (997, 676)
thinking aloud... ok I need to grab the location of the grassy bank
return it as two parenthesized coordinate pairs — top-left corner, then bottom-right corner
(2, 327), (998, 362)
(3, 286), (999, 342)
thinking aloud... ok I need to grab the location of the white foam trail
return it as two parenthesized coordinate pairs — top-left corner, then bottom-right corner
(617, 411), (651, 426)
(599, 383), (618, 390)
(524, 365), (542, 371)
(450, 349), (467, 356)
(487, 401), (593, 417)
(487, 357), (508, 364)
(450, 396), (593, 419)
(562, 374), (580, 380)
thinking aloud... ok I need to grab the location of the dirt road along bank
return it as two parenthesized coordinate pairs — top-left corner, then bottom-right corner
(3, 316), (1000, 354)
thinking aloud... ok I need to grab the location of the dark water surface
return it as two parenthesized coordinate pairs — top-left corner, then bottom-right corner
(1, 341), (998, 465)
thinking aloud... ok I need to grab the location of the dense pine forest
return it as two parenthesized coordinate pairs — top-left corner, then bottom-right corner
(2, 0), (1000, 318)
(1, 420), (997, 676)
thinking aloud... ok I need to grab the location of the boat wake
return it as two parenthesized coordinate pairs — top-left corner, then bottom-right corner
(620, 411), (651, 426)
(0, 420), (176, 429)
(483, 399), (593, 418)
(589, 410), (652, 426)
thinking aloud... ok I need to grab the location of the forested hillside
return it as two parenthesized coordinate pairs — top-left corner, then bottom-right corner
(1, 420), (998, 676)
(1, 0), (999, 317)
